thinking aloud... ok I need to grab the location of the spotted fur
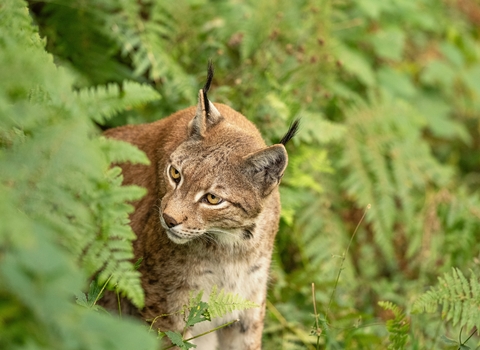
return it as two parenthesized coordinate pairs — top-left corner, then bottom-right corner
(101, 68), (296, 349)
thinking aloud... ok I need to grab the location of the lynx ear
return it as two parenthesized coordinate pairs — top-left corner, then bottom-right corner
(243, 144), (288, 196)
(188, 62), (223, 139)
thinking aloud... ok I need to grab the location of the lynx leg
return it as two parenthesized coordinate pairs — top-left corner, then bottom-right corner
(216, 306), (265, 350)
(190, 331), (218, 350)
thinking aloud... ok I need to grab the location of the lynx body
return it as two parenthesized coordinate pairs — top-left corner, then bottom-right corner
(102, 67), (297, 349)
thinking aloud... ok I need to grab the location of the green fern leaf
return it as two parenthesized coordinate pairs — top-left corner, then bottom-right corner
(413, 268), (480, 330)
(75, 81), (160, 124)
(379, 301), (409, 350)
(342, 98), (454, 269)
(99, 137), (150, 165)
(208, 285), (258, 319)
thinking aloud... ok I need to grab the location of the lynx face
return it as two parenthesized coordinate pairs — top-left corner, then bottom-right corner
(155, 65), (297, 247)
(159, 133), (266, 245)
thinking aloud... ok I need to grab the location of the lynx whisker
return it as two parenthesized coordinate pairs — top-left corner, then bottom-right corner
(206, 229), (243, 246)
(199, 233), (219, 246)
(207, 228), (236, 237)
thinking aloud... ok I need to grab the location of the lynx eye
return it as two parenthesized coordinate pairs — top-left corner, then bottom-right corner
(204, 193), (223, 205)
(169, 166), (181, 183)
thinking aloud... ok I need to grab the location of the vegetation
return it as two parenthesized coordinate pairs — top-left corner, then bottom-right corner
(1, 0), (480, 348)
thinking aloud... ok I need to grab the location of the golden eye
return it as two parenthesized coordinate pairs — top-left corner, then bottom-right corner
(169, 166), (181, 182)
(205, 193), (222, 205)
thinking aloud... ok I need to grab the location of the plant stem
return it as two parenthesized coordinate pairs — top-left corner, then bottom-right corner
(93, 274), (113, 306)
(324, 204), (370, 324)
(267, 300), (316, 350)
(148, 310), (185, 333)
(185, 318), (239, 342)
(311, 283), (321, 349)
(460, 326), (478, 348)
(116, 289), (122, 318)
(161, 319), (240, 350)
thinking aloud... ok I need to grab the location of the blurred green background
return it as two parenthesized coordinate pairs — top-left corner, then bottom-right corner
(1, 0), (480, 349)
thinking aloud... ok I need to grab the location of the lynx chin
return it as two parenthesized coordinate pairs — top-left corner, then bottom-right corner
(101, 63), (299, 350)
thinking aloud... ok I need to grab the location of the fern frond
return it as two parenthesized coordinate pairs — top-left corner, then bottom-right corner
(379, 301), (410, 350)
(342, 98), (454, 270)
(78, 165), (147, 307)
(0, 1), (156, 348)
(189, 290), (204, 310)
(208, 286), (259, 319)
(413, 268), (480, 330)
(284, 145), (333, 195)
(112, 2), (196, 103)
(99, 137), (150, 165)
(75, 81), (160, 124)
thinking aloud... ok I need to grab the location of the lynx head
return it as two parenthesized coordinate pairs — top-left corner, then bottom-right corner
(160, 63), (298, 245)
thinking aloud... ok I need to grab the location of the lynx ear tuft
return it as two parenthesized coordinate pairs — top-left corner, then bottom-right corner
(243, 144), (288, 196)
(189, 61), (223, 139)
(203, 60), (214, 95)
(280, 119), (300, 145)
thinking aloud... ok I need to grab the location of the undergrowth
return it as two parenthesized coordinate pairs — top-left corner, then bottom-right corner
(2, 0), (480, 349)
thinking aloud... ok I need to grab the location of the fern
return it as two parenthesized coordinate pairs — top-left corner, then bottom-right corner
(413, 268), (480, 330)
(112, 1), (197, 103)
(437, 189), (480, 268)
(379, 301), (410, 350)
(0, 1), (157, 348)
(208, 285), (259, 319)
(341, 98), (453, 268)
(6, 0), (480, 349)
(75, 81), (160, 124)
(158, 287), (258, 349)
(77, 165), (147, 306)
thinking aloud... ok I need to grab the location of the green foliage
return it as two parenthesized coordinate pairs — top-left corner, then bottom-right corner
(76, 82), (161, 124)
(75, 280), (104, 310)
(208, 285), (259, 319)
(158, 288), (258, 350)
(379, 301), (410, 350)
(413, 268), (480, 331)
(164, 331), (196, 350)
(3, 0), (480, 348)
(341, 98), (453, 266)
(0, 0), (159, 348)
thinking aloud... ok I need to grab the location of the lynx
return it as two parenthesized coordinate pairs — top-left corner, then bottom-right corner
(101, 64), (298, 349)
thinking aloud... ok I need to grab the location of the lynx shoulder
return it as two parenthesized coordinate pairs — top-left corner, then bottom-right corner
(102, 64), (298, 349)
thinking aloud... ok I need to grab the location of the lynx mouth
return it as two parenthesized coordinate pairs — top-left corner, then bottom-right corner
(159, 216), (191, 244)
(165, 229), (191, 244)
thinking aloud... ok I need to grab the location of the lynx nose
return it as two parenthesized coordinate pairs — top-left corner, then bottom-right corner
(163, 213), (179, 228)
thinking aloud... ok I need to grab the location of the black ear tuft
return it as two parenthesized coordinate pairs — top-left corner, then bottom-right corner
(202, 60), (214, 117)
(279, 119), (300, 145)
(189, 62), (222, 139)
(203, 60), (214, 94)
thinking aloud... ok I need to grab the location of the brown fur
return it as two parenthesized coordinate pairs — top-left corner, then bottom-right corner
(100, 75), (295, 349)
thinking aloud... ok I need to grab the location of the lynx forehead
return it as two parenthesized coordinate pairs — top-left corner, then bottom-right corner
(102, 63), (298, 349)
